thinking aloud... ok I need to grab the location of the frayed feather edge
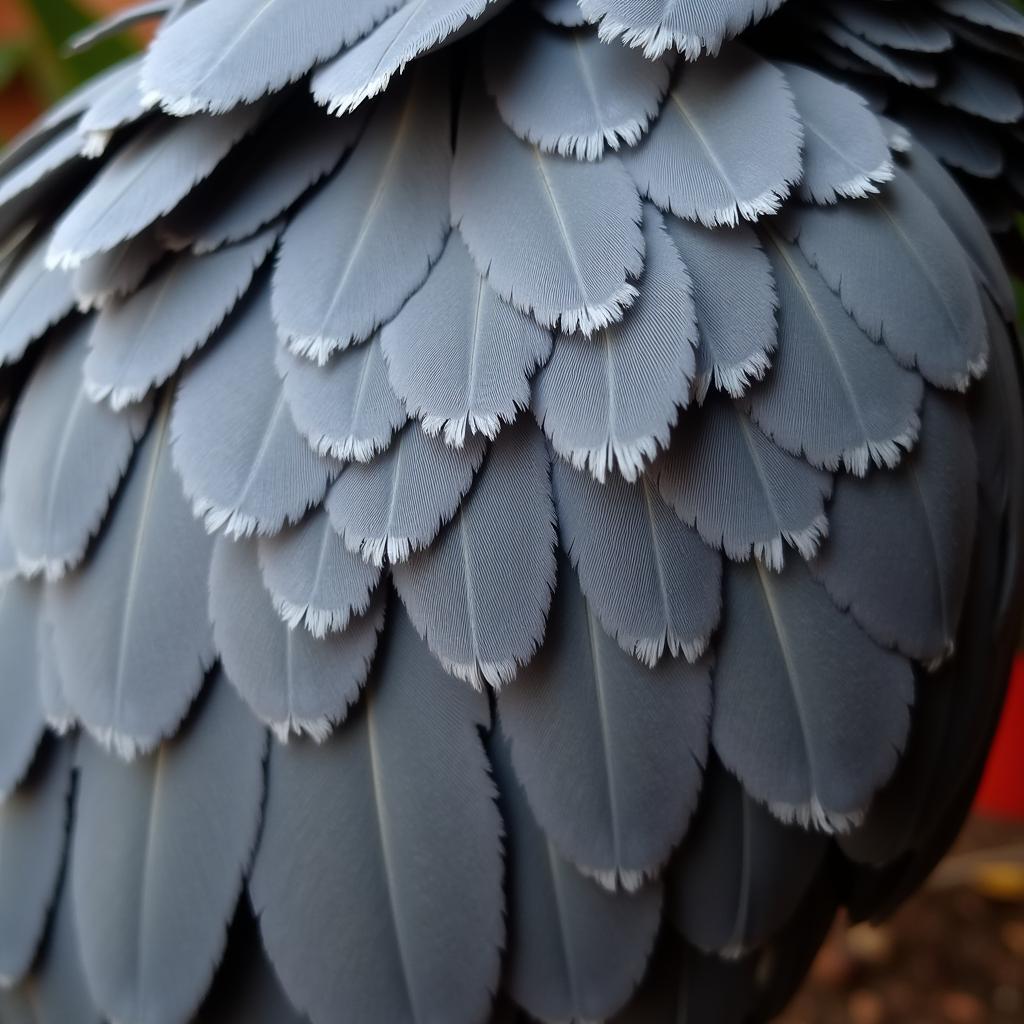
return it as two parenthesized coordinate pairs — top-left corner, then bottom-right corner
(768, 795), (865, 835)
(631, 626), (711, 668)
(801, 157), (896, 206)
(692, 184), (793, 229)
(554, 280), (640, 338)
(270, 594), (358, 639)
(698, 347), (775, 402)
(84, 376), (150, 411)
(740, 514), (829, 573)
(91, 724), (160, 762)
(285, 332), (354, 366)
(192, 497), (288, 540)
(81, 130), (111, 159)
(580, 864), (650, 894)
(521, 118), (652, 163)
(269, 714), (334, 745)
(440, 655), (521, 691)
(422, 410), (504, 447)
(14, 552), (77, 583)
(841, 418), (920, 477)
(307, 429), (391, 464)
(344, 532), (418, 568)
(559, 430), (667, 484)
(44, 712), (75, 736)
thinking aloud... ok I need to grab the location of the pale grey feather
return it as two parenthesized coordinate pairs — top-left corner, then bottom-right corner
(72, 674), (266, 1024)
(71, 232), (165, 312)
(451, 86), (645, 336)
(326, 422), (486, 566)
(810, 393), (977, 666)
(656, 397), (832, 571)
(749, 231), (923, 475)
(272, 70), (451, 362)
(0, 509), (14, 583)
(789, 167), (988, 390)
(311, 0), (504, 115)
(2, 321), (151, 579)
(393, 417), (557, 687)
(276, 333), (407, 463)
(490, 723), (663, 1021)
(0, 231), (75, 366)
(141, 0), (399, 115)
(670, 759), (828, 957)
(209, 535), (383, 741)
(257, 504), (381, 637)
(0, 738), (72, 987)
(49, 394), (215, 758)
(664, 215), (776, 400)
(172, 280), (335, 538)
(162, 102), (364, 255)
(552, 462), (721, 665)
(904, 140), (1015, 319)
(577, 0), (785, 59)
(84, 229), (277, 409)
(498, 557), (711, 886)
(939, 54), (1023, 123)
(77, 57), (147, 155)
(533, 205), (696, 482)
(381, 233), (552, 446)
(66, 0), (170, 53)
(249, 605), (503, 1024)
(625, 44), (803, 227)
(713, 559), (914, 831)
(780, 62), (893, 204)
(35, 604), (72, 734)
(484, 18), (671, 161)
(47, 104), (265, 270)
(0, 580), (45, 798)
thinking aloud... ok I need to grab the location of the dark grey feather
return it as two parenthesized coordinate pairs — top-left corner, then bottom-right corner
(895, 104), (1004, 178)
(937, 0), (1024, 34)
(72, 674), (266, 1024)
(656, 397), (832, 571)
(552, 461), (721, 665)
(939, 54), (1024, 124)
(625, 44), (803, 227)
(490, 723), (663, 1021)
(825, 1), (953, 52)
(713, 559), (914, 830)
(2, 321), (151, 579)
(392, 416), (557, 687)
(85, 229), (276, 409)
(0, 125), (83, 213)
(249, 604), (503, 1024)
(534, 0), (586, 26)
(276, 332), (407, 463)
(50, 394), (214, 758)
(532, 205), (696, 482)
(498, 557), (711, 886)
(451, 85), (645, 336)
(257, 504), (381, 637)
(326, 421), (486, 566)
(272, 69), (451, 362)
(381, 233), (552, 446)
(172, 280), (334, 537)
(816, 17), (939, 87)
(209, 535), (383, 741)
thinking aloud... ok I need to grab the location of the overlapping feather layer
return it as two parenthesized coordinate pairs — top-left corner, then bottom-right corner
(0, 1), (1021, 1022)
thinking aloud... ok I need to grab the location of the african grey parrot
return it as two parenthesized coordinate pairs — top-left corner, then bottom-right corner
(0, 0), (1021, 1021)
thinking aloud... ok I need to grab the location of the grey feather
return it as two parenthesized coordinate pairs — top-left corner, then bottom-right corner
(484, 17), (671, 161)
(72, 674), (266, 1024)
(0, 739), (72, 987)
(311, 0), (504, 115)
(71, 232), (165, 312)
(625, 44), (803, 227)
(780, 62), (893, 204)
(0, 580), (45, 798)
(451, 85), (645, 336)
(172, 280), (334, 537)
(48, 104), (265, 270)
(552, 462), (721, 665)
(272, 70), (451, 362)
(84, 229), (277, 409)
(533, 205), (695, 482)
(392, 416), (557, 687)
(669, 758), (827, 956)
(0, 509), (15, 583)
(577, 0), (785, 59)
(35, 605), (73, 735)
(381, 232), (552, 446)
(276, 333), (407, 463)
(49, 394), (215, 758)
(490, 723), (663, 1021)
(77, 58), (147, 155)
(326, 421), (486, 567)
(656, 397), (832, 571)
(939, 54), (1023, 124)
(162, 102), (364, 255)
(66, 0), (170, 53)
(713, 559), (914, 831)
(810, 393), (977, 666)
(534, 0), (587, 27)
(257, 504), (381, 637)
(936, 0), (1024, 35)
(249, 604), (503, 1024)
(663, 215), (776, 399)
(789, 167), (988, 390)
(2, 321), (151, 579)
(826, 1), (953, 51)
(0, 231), (75, 366)
(498, 557), (711, 887)
(816, 17), (939, 87)
(0, 125), (82, 212)
(895, 105), (1004, 179)
(749, 230), (923, 475)
(209, 535), (384, 741)
(903, 140), (1015, 319)
(141, 0), (399, 116)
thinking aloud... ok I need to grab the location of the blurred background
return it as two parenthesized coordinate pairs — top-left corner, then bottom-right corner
(0, 0), (1021, 1020)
